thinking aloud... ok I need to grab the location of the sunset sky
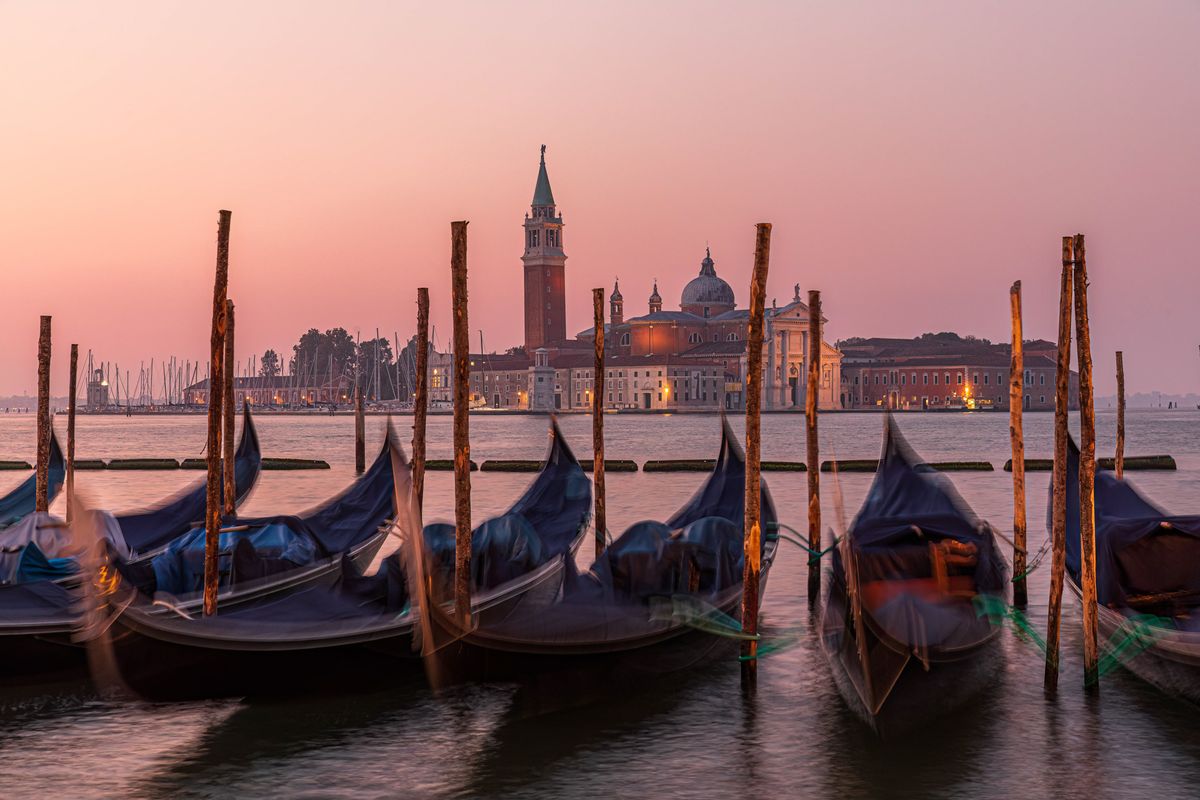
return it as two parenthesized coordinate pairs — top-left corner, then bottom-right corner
(1, 1), (1197, 397)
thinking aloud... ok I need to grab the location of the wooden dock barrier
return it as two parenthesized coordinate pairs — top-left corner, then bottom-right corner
(742, 221), (771, 688)
(426, 459), (477, 471)
(413, 287), (430, 510)
(451, 220), (472, 624)
(581, 459), (637, 473)
(593, 286), (607, 559)
(1073, 233), (1100, 691)
(108, 458), (181, 470)
(67, 344), (78, 523)
(1044, 235), (1074, 695)
(1115, 351), (1125, 480)
(261, 458), (330, 470)
(36, 316), (51, 512)
(1009, 281), (1028, 606)
(203, 209), (230, 618)
(806, 289), (822, 602)
(644, 459), (716, 472)
(1006, 455), (1174, 472)
(222, 300), (236, 516)
(354, 385), (365, 475)
(821, 460), (993, 472)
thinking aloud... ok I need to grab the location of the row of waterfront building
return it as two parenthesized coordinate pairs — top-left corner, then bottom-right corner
(86, 146), (1077, 414)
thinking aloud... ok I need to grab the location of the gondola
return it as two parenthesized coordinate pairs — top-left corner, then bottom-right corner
(0, 410), (262, 683)
(820, 415), (1007, 735)
(0, 430), (65, 529)
(413, 417), (778, 698)
(1061, 437), (1200, 702)
(88, 420), (591, 700)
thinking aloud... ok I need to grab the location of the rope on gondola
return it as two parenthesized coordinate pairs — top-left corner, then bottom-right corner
(651, 596), (801, 661)
(768, 522), (841, 565)
(973, 594), (1047, 653)
(975, 594), (1172, 682)
(1091, 613), (1170, 684)
(1011, 539), (1051, 583)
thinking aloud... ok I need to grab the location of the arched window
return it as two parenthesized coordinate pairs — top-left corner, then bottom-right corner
(727, 332), (739, 341)
(688, 332), (702, 343)
(620, 333), (630, 346)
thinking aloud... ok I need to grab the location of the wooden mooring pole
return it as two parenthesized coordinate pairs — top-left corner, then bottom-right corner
(1115, 351), (1125, 480)
(222, 300), (236, 516)
(1009, 282), (1028, 608)
(451, 221), (472, 624)
(35, 316), (52, 513)
(592, 287), (607, 559)
(354, 385), (365, 475)
(204, 210), (231, 617)
(66, 344), (78, 523)
(1044, 236), (1074, 694)
(1073, 233), (1100, 691)
(805, 290), (822, 603)
(742, 222), (772, 688)
(413, 287), (430, 510)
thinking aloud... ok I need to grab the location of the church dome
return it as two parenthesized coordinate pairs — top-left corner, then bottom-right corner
(680, 248), (734, 308)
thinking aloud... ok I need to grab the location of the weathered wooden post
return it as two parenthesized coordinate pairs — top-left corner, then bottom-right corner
(742, 222), (772, 688)
(222, 300), (236, 516)
(413, 287), (430, 510)
(66, 344), (78, 523)
(1073, 233), (1100, 691)
(1044, 236), (1073, 694)
(35, 316), (52, 512)
(204, 210), (231, 617)
(451, 221), (472, 624)
(355, 385), (365, 474)
(1009, 281), (1028, 608)
(592, 287), (607, 559)
(806, 290), (822, 602)
(1115, 351), (1125, 480)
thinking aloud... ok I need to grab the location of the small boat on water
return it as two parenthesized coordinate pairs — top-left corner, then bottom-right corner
(0, 431), (65, 530)
(0, 410), (262, 683)
(414, 417), (777, 700)
(90, 420), (591, 701)
(1061, 437), (1200, 702)
(821, 415), (1008, 735)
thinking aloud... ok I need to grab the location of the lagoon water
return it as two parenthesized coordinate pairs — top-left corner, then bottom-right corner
(0, 409), (1198, 799)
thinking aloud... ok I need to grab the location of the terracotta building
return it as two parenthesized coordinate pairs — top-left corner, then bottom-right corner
(838, 334), (1078, 411)
(576, 252), (843, 410)
(522, 145), (567, 352)
(460, 145), (843, 412)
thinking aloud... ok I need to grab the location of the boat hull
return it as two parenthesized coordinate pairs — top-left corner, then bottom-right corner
(100, 542), (572, 701)
(821, 575), (1002, 736)
(1068, 578), (1200, 705)
(425, 541), (778, 697)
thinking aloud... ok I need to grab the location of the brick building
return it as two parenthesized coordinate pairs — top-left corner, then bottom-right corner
(838, 334), (1078, 411)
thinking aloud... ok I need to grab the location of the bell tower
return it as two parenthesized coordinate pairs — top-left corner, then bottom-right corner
(523, 145), (567, 351)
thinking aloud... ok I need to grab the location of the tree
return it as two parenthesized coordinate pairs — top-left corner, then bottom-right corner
(259, 349), (281, 378)
(357, 337), (396, 399)
(290, 327), (358, 380)
(505, 345), (527, 357)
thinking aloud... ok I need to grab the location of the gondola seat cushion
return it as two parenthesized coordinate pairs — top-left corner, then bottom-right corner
(338, 551), (409, 613)
(1114, 528), (1200, 608)
(150, 520), (318, 596)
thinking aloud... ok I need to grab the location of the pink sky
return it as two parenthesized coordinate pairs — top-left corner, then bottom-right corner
(2, 1), (1197, 396)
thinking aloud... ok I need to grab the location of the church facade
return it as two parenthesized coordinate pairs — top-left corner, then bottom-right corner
(576, 251), (843, 410)
(464, 146), (843, 412)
